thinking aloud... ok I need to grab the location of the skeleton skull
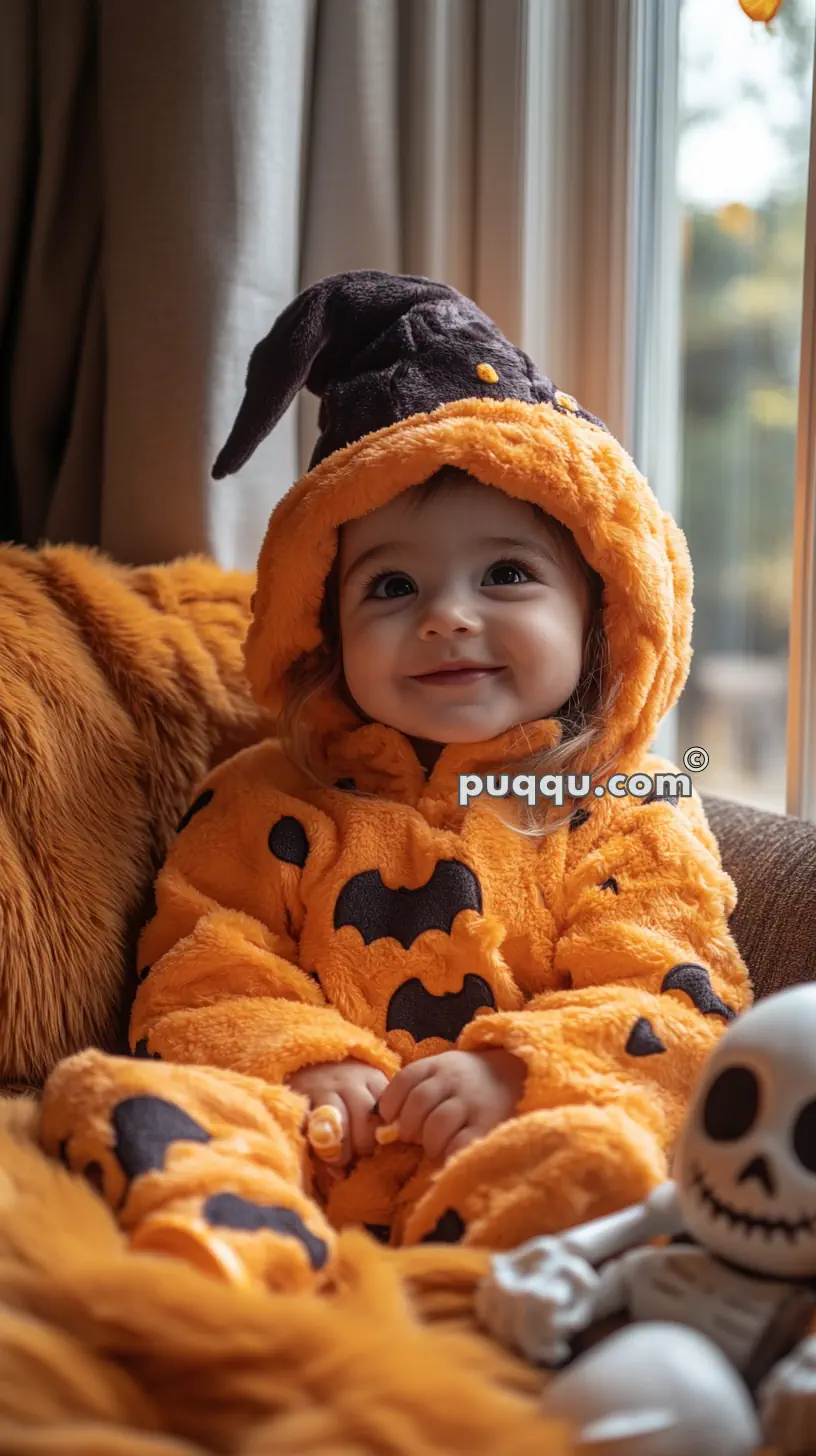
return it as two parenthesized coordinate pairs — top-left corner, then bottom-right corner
(673, 983), (816, 1279)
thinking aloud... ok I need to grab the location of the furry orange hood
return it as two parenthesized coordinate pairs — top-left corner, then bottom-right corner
(213, 271), (692, 778)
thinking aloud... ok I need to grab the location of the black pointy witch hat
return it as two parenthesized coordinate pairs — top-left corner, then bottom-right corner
(212, 269), (605, 478)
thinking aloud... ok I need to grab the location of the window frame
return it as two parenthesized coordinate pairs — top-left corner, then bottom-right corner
(788, 32), (816, 820)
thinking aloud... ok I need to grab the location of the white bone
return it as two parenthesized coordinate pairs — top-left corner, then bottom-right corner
(477, 1182), (684, 1364)
(542, 1323), (762, 1456)
(554, 1180), (683, 1267)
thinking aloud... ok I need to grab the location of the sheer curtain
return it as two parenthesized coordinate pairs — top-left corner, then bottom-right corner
(0, 0), (648, 571)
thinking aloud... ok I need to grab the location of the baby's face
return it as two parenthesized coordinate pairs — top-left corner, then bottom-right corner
(338, 480), (590, 749)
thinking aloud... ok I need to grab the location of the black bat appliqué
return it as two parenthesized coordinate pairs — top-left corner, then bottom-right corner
(386, 975), (496, 1044)
(333, 859), (482, 949)
(112, 1097), (211, 1181)
(661, 963), (736, 1021)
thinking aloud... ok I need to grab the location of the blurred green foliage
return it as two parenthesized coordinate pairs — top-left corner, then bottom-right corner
(679, 1), (813, 658)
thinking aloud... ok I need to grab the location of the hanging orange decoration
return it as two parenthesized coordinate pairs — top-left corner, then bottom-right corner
(738, 0), (784, 19)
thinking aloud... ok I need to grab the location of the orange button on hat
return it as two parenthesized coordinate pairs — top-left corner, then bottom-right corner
(554, 389), (579, 414)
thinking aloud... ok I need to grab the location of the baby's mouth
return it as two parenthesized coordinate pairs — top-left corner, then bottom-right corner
(411, 665), (504, 685)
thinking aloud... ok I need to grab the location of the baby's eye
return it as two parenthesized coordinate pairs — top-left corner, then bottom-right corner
(483, 559), (535, 587)
(365, 571), (416, 600)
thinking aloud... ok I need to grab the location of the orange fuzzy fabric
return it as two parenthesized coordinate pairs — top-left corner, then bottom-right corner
(38, 394), (751, 1276)
(0, 544), (270, 1091)
(0, 1100), (568, 1455)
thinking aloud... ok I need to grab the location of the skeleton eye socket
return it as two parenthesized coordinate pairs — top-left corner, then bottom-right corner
(702, 1065), (759, 1142)
(793, 1099), (816, 1175)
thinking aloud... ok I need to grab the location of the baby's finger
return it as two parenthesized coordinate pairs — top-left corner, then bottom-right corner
(307, 1094), (351, 1168)
(347, 1088), (381, 1159)
(397, 1076), (446, 1143)
(378, 1060), (431, 1123)
(366, 1068), (390, 1102)
(439, 1124), (479, 1164)
(421, 1097), (468, 1162)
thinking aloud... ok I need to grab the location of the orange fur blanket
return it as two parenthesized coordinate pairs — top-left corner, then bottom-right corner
(0, 545), (270, 1091)
(0, 1099), (568, 1454)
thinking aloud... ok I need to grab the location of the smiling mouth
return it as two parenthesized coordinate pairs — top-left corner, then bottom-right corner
(412, 666), (503, 684)
(692, 1163), (816, 1242)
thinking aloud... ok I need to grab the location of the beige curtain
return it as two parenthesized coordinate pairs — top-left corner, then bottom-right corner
(0, 0), (489, 570)
(297, 0), (479, 465)
(1, 0), (319, 568)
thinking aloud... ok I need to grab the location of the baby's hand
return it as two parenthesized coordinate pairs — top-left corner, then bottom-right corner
(377, 1049), (526, 1163)
(288, 1059), (388, 1170)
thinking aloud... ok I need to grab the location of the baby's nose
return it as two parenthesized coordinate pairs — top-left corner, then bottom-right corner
(416, 585), (480, 637)
(417, 587), (482, 637)
(419, 607), (480, 638)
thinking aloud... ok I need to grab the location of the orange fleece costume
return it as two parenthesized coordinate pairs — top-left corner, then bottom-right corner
(40, 271), (751, 1292)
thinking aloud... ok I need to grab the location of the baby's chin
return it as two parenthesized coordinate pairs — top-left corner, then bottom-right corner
(354, 687), (569, 745)
(385, 708), (534, 744)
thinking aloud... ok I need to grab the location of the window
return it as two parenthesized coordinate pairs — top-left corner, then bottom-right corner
(674, 0), (816, 811)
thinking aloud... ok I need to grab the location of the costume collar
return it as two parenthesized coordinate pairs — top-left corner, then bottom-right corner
(313, 706), (562, 806)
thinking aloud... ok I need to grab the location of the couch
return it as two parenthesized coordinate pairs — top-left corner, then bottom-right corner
(702, 794), (816, 998)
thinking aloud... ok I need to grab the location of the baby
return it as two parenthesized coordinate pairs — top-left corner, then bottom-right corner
(39, 271), (751, 1291)
(288, 465), (600, 1171)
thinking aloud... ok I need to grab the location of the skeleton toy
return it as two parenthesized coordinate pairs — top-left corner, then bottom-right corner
(476, 983), (816, 1456)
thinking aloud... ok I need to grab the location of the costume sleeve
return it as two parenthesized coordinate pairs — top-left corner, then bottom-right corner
(131, 746), (400, 1083)
(458, 768), (752, 1163)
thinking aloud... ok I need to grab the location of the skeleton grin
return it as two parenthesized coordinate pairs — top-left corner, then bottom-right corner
(691, 1163), (816, 1242)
